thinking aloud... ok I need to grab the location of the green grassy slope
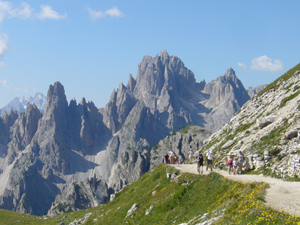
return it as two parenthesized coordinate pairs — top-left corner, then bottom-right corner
(259, 63), (300, 96)
(0, 164), (300, 224)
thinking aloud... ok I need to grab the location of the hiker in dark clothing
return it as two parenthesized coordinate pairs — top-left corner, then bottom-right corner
(196, 151), (204, 174)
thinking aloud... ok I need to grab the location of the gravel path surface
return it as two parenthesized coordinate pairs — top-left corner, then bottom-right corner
(171, 164), (300, 216)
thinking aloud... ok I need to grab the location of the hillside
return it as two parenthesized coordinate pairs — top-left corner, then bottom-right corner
(0, 164), (299, 224)
(199, 63), (300, 179)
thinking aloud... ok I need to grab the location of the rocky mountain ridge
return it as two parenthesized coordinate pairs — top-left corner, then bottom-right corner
(0, 50), (251, 216)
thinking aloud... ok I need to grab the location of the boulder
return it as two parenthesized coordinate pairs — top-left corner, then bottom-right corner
(264, 150), (270, 156)
(246, 155), (254, 170)
(255, 160), (265, 170)
(285, 130), (298, 140)
(256, 157), (264, 161)
(256, 115), (276, 129)
(264, 156), (272, 161)
(110, 194), (116, 201)
(126, 203), (138, 218)
(221, 140), (234, 150)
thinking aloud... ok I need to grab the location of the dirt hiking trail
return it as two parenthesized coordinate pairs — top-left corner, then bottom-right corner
(171, 164), (300, 216)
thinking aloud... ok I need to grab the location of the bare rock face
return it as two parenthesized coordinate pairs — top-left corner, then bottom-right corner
(47, 176), (109, 217)
(109, 148), (150, 192)
(6, 103), (42, 164)
(0, 153), (60, 215)
(0, 110), (19, 157)
(202, 68), (250, 131)
(0, 111), (16, 158)
(102, 83), (137, 134)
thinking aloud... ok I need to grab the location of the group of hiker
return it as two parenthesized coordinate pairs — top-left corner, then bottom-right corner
(226, 150), (245, 175)
(163, 148), (245, 175)
(193, 149), (214, 174)
(162, 149), (183, 164)
(162, 148), (215, 174)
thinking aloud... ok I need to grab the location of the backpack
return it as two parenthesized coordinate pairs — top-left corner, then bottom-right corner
(227, 158), (233, 166)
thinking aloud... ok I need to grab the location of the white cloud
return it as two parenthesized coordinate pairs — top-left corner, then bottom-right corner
(0, 33), (8, 68)
(0, 34), (8, 57)
(88, 6), (124, 20)
(0, 79), (7, 86)
(10, 2), (32, 19)
(13, 82), (36, 93)
(0, 1), (67, 21)
(237, 62), (248, 71)
(0, 1), (12, 22)
(0, 1), (32, 22)
(250, 55), (284, 72)
(106, 7), (123, 17)
(0, 80), (36, 93)
(37, 5), (67, 20)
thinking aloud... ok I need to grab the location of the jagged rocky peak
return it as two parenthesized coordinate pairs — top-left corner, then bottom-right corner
(109, 89), (117, 102)
(222, 68), (246, 91)
(69, 98), (77, 109)
(203, 68), (249, 104)
(133, 50), (197, 105)
(23, 102), (43, 142)
(118, 82), (126, 93)
(225, 68), (236, 77)
(126, 74), (136, 92)
(103, 80), (137, 134)
(213, 68), (240, 86)
(6, 102), (42, 164)
(2, 109), (18, 127)
(197, 79), (206, 90)
(160, 49), (170, 64)
(44, 81), (68, 115)
(79, 97), (87, 105)
(78, 97), (97, 110)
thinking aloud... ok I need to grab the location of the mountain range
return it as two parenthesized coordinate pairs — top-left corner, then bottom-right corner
(0, 50), (254, 216)
(0, 93), (46, 115)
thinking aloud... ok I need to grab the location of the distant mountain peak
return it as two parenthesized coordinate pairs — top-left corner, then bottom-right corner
(160, 49), (169, 56)
(0, 92), (47, 115)
(225, 68), (236, 76)
(159, 50), (170, 63)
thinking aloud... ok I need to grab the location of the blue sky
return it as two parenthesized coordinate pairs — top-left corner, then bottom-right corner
(0, 1), (299, 108)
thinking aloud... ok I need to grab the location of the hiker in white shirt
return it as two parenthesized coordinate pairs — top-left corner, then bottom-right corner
(169, 149), (175, 164)
(206, 150), (214, 171)
(188, 148), (193, 164)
